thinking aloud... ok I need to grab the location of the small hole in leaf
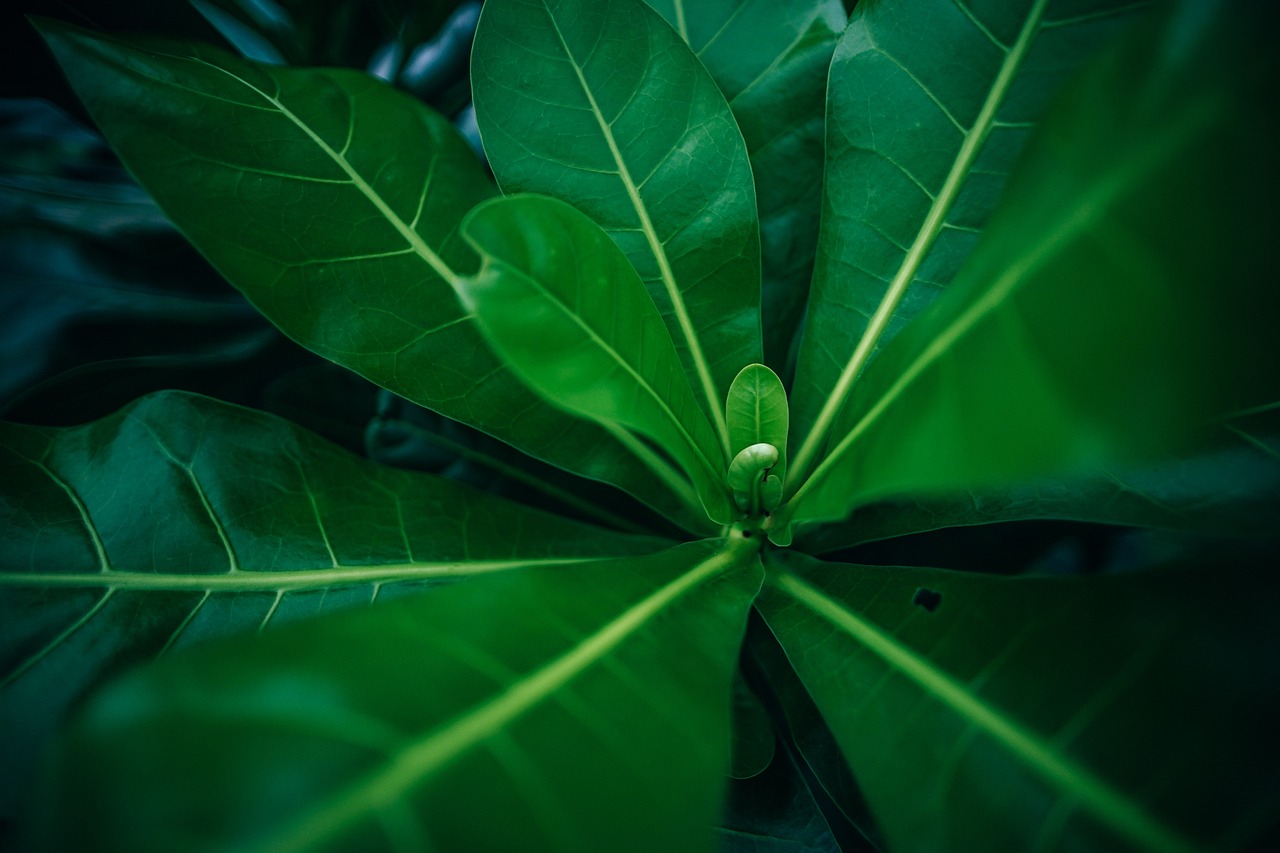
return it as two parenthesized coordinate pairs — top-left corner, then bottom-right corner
(912, 588), (942, 612)
(742, 530), (753, 538)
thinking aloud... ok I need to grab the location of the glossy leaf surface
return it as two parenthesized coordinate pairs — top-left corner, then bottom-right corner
(471, 0), (762, 441)
(788, 0), (1148, 482)
(22, 541), (763, 852)
(460, 193), (732, 523)
(758, 552), (1280, 852)
(0, 391), (665, 817)
(644, 0), (846, 367)
(35, 20), (704, 532)
(790, 1), (1280, 522)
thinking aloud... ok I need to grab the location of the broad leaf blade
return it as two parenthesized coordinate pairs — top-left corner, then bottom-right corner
(787, 0), (1149, 483)
(0, 391), (665, 820)
(20, 542), (763, 852)
(799, 405), (1280, 553)
(460, 193), (733, 524)
(790, 0), (1280, 523)
(471, 0), (763, 442)
(644, 0), (846, 368)
(757, 552), (1280, 852)
(34, 20), (707, 533)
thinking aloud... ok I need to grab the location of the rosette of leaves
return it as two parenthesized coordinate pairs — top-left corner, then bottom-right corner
(3, 0), (1279, 851)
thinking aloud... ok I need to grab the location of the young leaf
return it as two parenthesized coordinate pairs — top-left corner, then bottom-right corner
(788, 0), (1150, 484)
(789, 0), (1280, 523)
(727, 363), (789, 491)
(644, 0), (847, 368)
(0, 391), (666, 817)
(21, 541), (763, 852)
(758, 552), (1280, 852)
(33, 19), (707, 534)
(460, 193), (734, 524)
(471, 0), (763, 445)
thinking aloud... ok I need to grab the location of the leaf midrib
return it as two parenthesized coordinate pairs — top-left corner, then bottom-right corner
(0, 559), (599, 591)
(252, 544), (744, 853)
(771, 571), (1196, 853)
(787, 0), (1050, 493)
(539, 0), (731, 456)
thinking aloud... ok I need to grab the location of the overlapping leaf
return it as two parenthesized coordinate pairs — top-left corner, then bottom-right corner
(35, 19), (709, 532)
(460, 194), (733, 523)
(471, 0), (763, 444)
(20, 541), (762, 852)
(758, 552), (1280, 852)
(799, 405), (1280, 553)
(644, 0), (846, 368)
(0, 391), (666, 819)
(789, 1), (1280, 522)
(787, 0), (1150, 484)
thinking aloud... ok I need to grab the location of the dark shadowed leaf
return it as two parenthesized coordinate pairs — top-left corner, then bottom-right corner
(798, 404), (1280, 553)
(757, 551), (1280, 852)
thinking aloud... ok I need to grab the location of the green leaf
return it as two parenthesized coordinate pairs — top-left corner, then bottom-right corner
(20, 541), (763, 852)
(743, 614), (882, 847)
(33, 19), (708, 535)
(471, 0), (763, 447)
(366, 390), (680, 538)
(757, 552), (1280, 852)
(717, 748), (844, 852)
(788, 1), (1280, 523)
(798, 404), (1280, 553)
(643, 0), (847, 367)
(787, 0), (1150, 486)
(0, 391), (666, 818)
(727, 364), (789, 492)
(728, 667), (775, 780)
(460, 193), (733, 524)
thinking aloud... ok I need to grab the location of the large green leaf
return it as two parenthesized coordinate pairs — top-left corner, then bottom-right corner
(460, 193), (733, 524)
(644, 0), (846, 368)
(34, 20), (710, 534)
(471, 0), (763, 447)
(787, 0), (1150, 485)
(19, 540), (763, 852)
(757, 552), (1280, 852)
(0, 391), (666, 820)
(798, 404), (1280, 553)
(788, 0), (1280, 523)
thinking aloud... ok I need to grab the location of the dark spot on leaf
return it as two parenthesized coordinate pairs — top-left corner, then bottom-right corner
(912, 588), (941, 612)
(742, 530), (753, 538)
